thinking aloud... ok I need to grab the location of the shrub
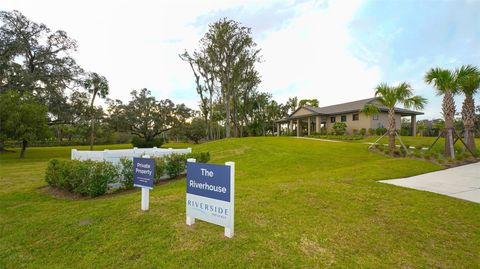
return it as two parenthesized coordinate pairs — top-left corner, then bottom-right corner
(118, 158), (134, 189)
(360, 128), (367, 136)
(153, 157), (166, 179)
(352, 129), (359, 135)
(165, 154), (187, 178)
(368, 128), (375, 136)
(88, 162), (118, 197)
(131, 136), (164, 148)
(332, 122), (347, 135)
(45, 159), (117, 197)
(375, 127), (387, 135)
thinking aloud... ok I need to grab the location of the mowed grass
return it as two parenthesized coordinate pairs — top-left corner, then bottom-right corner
(1, 137), (479, 268)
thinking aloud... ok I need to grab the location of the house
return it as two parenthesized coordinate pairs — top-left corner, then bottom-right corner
(275, 97), (423, 136)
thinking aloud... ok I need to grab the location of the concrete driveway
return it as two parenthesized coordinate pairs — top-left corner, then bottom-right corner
(380, 162), (480, 203)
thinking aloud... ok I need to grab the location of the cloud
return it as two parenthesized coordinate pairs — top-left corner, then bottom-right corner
(349, 0), (480, 119)
(257, 0), (380, 106)
(2, 0), (478, 119)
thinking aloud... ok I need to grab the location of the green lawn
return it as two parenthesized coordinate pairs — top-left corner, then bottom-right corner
(1, 137), (479, 268)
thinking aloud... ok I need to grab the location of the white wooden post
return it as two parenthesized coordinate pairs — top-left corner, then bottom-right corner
(71, 149), (77, 160)
(186, 158), (196, 226)
(225, 161), (235, 238)
(141, 154), (150, 211)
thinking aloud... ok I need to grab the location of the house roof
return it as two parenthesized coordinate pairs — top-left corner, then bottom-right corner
(276, 97), (423, 122)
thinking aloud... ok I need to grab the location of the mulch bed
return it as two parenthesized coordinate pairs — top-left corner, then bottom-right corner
(369, 147), (479, 168)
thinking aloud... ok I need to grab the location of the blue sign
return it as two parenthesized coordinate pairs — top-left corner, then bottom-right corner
(186, 162), (231, 202)
(133, 157), (155, 189)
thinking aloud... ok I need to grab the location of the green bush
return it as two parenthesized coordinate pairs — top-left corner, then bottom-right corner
(360, 128), (367, 136)
(45, 159), (117, 197)
(46, 151), (212, 197)
(118, 158), (134, 189)
(153, 157), (166, 179)
(165, 154), (187, 178)
(88, 162), (118, 197)
(368, 128), (375, 136)
(375, 127), (387, 135)
(131, 136), (164, 148)
(333, 122), (347, 135)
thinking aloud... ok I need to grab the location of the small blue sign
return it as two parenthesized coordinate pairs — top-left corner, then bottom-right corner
(186, 162), (231, 202)
(133, 157), (155, 189)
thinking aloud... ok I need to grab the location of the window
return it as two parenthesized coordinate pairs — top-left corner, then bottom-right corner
(330, 116), (336, 123)
(341, 115), (347, 122)
(352, 114), (359, 121)
(373, 114), (379, 120)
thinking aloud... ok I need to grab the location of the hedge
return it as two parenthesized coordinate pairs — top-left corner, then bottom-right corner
(45, 159), (118, 197)
(45, 151), (211, 197)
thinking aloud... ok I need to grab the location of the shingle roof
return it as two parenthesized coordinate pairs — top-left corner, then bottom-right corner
(286, 97), (423, 119)
(306, 97), (378, 115)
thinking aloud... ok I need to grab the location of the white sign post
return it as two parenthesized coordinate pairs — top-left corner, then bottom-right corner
(186, 158), (196, 225)
(186, 159), (235, 238)
(224, 161), (235, 238)
(133, 155), (155, 211)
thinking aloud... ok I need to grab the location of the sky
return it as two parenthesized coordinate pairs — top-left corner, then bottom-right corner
(1, 0), (479, 119)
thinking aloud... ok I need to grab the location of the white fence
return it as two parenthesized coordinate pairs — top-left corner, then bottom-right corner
(71, 147), (192, 165)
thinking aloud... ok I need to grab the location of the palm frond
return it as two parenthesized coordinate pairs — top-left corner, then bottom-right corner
(457, 65), (480, 96)
(424, 67), (456, 95)
(403, 96), (427, 110)
(361, 103), (380, 116)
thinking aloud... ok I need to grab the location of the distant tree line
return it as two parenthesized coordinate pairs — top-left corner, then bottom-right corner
(0, 11), (321, 157)
(0, 11), (193, 157)
(180, 18), (321, 138)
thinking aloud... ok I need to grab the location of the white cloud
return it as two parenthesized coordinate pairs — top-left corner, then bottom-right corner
(257, 0), (381, 106)
(1, 0), (380, 110)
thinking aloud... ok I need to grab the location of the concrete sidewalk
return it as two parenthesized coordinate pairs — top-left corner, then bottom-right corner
(380, 162), (480, 203)
(293, 137), (340, 142)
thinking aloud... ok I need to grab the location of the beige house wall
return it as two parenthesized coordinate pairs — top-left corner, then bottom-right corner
(325, 112), (402, 134)
(285, 108), (406, 135)
(326, 112), (371, 133)
(370, 113), (401, 130)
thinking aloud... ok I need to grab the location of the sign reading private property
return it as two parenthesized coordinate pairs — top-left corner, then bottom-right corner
(186, 161), (235, 238)
(133, 157), (155, 189)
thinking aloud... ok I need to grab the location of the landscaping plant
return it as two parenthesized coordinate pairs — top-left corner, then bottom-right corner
(362, 82), (426, 154)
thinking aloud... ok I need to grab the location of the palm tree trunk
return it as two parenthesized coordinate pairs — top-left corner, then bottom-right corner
(461, 93), (476, 152)
(388, 109), (396, 153)
(443, 91), (456, 159)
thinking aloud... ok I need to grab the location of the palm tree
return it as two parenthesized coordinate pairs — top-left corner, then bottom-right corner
(457, 65), (480, 152)
(425, 68), (458, 159)
(84, 72), (109, 150)
(362, 82), (426, 153)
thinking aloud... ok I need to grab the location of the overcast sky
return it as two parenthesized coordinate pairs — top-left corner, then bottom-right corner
(1, 0), (479, 119)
